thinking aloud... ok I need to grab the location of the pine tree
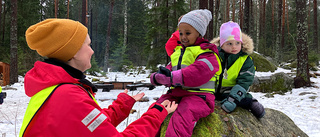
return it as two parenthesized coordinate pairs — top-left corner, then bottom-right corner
(295, 0), (311, 88)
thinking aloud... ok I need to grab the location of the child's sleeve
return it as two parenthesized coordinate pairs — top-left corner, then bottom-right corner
(165, 30), (180, 56)
(181, 52), (220, 87)
(236, 57), (255, 90)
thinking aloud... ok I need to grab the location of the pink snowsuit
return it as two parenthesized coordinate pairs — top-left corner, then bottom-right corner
(157, 38), (220, 137)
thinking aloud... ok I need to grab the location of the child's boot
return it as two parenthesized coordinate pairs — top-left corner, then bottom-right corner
(249, 98), (265, 118)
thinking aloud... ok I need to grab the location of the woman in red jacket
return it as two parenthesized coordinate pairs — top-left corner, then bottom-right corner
(20, 18), (177, 137)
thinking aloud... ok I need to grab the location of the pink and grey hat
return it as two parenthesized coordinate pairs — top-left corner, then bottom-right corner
(219, 21), (242, 46)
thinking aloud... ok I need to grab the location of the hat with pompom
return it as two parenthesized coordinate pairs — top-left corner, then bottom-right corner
(219, 21), (242, 46)
(178, 9), (212, 36)
(26, 19), (88, 62)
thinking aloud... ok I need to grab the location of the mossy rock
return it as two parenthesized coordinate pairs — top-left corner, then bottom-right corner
(284, 60), (318, 71)
(251, 72), (294, 94)
(160, 101), (307, 137)
(251, 52), (277, 72)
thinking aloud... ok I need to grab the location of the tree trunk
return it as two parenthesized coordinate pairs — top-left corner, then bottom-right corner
(272, 0), (274, 32)
(54, 0), (56, 18)
(286, 0), (289, 33)
(257, 1), (262, 53)
(232, 0), (235, 21)
(199, 0), (208, 38)
(262, 0), (266, 53)
(208, 0), (214, 40)
(0, 0), (2, 42)
(124, 0), (127, 48)
(226, 0), (229, 21)
(214, 0), (220, 37)
(295, 0), (311, 88)
(103, 0), (114, 72)
(1, 2), (5, 42)
(10, 0), (18, 84)
(249, 0), (254, 37)
(243, 0), (250, 34)
(307, 0), (312, 32)
(67, 0), (70, 19)
(81, 0), (87, 26)
(275, 0), (282, 63)
(281, 0), (286, 49)
(199, 0), (208, 9)
(313, 0), (318, 53)
(239, 0), (243, 28)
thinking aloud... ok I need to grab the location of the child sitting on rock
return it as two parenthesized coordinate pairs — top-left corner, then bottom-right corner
(151, 9), (221, 136)
(210, 21), (265, 118)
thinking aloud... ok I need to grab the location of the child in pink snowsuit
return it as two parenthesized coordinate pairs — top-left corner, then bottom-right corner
(165, 15), (184, 57)
(151, 9), (221, 137)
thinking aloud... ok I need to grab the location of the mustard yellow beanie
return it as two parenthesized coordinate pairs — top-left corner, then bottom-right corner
(26, 19), (88, 62)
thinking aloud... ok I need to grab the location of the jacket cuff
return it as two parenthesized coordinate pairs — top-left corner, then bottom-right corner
(172, 69), (183, 86)
(117, 93), (136, 107)
(148, 102), (168, 121)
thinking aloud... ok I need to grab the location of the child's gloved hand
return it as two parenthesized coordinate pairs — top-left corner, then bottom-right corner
(221, 85), (247, 113)
(221, 97), (237, 113)
(150, 66), (183, 87)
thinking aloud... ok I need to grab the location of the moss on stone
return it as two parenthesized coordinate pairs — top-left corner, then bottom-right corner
(192, 113), (224, 137)
(160, 103), (308, 137)
(251, 72), (293, 94)
(251, 53), (277, 72)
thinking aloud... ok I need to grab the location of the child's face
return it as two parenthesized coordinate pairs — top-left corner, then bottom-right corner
(178, 23), (200, 47)
(221, 40), (242, 54)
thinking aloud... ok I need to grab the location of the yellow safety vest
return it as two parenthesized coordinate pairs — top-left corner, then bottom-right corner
(220, 55), (250, 88)
(19, 84), (97, 137)
(170, 46), (222, 93)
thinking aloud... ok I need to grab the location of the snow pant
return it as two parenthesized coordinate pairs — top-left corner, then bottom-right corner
(156, 88), (215, 137)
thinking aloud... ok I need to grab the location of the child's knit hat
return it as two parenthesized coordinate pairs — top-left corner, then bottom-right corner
(219, 21), (242, 46)
(178, 9), (212, 37)
(25, 19), (88, 62)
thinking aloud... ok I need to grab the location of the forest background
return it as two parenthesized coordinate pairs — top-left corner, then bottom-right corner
(0, 0), (319, 86)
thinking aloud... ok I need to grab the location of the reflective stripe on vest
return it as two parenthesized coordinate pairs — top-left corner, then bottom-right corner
(171, 46), (222, 93)
(220, 55), (250, 88)
(20, 84), (98, 137)
(19, 85), (59, 137)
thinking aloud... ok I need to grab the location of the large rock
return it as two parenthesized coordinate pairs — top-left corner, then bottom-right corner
(250, 72), (294, 94)
(160, 101), (307, 137)
(251, 52), (277, 72)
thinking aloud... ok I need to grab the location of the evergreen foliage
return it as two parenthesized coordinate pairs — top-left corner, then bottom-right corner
(0, 0), (318, 75)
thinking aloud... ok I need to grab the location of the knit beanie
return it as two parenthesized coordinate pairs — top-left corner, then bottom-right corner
(178, 9), (212, 37)
(26, 19), (88, 62)
(219, 21), (242, 46)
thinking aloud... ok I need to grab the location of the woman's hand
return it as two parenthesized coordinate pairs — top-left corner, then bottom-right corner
(161, 100), (178, 114)
(124, 89), (145, 101)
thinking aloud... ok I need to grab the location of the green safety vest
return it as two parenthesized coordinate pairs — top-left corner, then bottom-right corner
(220, 55), (250, 88)
(19, 84), (97, 137)
(170, 45), (222, 93)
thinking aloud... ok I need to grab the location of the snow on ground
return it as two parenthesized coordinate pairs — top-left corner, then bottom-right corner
(0, 68), (319, 137)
